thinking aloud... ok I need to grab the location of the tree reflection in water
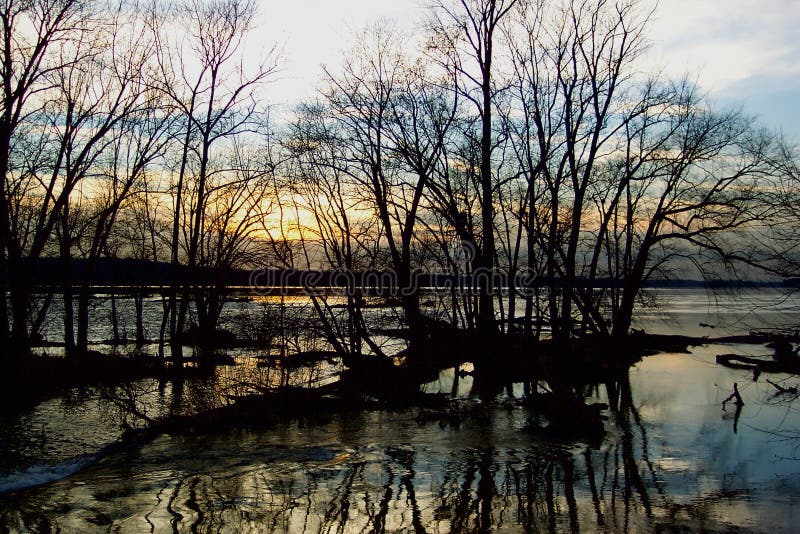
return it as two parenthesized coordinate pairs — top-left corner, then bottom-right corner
(0, 370), (751, 533)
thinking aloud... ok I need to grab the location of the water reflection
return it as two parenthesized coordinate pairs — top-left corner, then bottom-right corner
(4, 348), (794, 532)
(2, 290), (799, 530)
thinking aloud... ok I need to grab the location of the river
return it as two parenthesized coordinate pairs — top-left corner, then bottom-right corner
(0, 288), (798, 532)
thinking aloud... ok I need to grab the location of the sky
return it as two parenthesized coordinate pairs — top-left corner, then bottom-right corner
(255, 0), (800, 137)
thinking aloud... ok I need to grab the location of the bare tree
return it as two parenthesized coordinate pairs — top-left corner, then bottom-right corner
(149, 0), (278, 361)
(284, 100), (387, 361)
(0, 0), (160, 354)
(112, 170), (174, 350)
(599, 85), (774, 336)
(0, 0), (87, 351)
(61, 95), (173, 355)
(762, 141), (800, 283)
(189, 138), (277, 347)
(427, 0), (519, 333)
(315, 24), (435, 338)
(502, 0), (651, 340)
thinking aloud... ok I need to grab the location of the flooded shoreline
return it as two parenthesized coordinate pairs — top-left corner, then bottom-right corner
(0, 289), (798, 532)
(2, 346), (800, 532)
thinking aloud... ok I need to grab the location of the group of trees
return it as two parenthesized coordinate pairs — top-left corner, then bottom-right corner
(284, 0), (789, 348)
(0, 0), (278, 359)
(0, 0), (795, 360)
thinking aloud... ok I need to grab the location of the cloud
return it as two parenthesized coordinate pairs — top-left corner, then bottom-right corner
(648, 0), (800, 91)
(254, 0), (422, 107)
(255, 0), (800, 133)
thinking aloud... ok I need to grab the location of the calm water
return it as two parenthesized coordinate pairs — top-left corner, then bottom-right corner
(0, 289), (799, 532)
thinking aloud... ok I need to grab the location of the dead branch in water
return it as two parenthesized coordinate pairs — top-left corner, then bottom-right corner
(722, 383), (744, 408)
(767, 379), (799, 396)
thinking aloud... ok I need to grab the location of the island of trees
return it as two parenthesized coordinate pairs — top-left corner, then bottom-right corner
(1, 0), (798, 420)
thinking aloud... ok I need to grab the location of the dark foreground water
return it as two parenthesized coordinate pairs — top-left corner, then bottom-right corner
(0, 290), (799, 532)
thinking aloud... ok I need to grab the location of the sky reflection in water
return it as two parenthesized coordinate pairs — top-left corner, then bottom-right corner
(0, 289), (799, 532)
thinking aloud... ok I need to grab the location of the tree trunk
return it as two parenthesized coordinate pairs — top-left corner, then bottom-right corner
(60, 215), (76, 356)
(109, 287), (120, 345)
(9, 260), (32, 356)
(134, 288), (145, 347)
(477, 61), (496, 334)
(158, 297), (169, 359)
(400, 261), (423, 344)
(172, 287), (189, 363)
(62, 283), (76, 355)
(613, 282), (638, 338)
(506, 269), (517, 334)
(0, 253), (8, 343)
(547, 191), (560, 341)
(76, 283), (91, 355)
(346, 293), (363, 356)
(0, 129), (12, 345)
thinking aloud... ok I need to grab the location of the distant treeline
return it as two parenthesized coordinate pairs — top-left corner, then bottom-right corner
(17, 258), (799, 290)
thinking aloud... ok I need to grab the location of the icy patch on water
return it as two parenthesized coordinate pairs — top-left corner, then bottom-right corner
(0, 456), (97, 494)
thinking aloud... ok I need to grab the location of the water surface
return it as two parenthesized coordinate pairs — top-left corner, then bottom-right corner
(1, 289), (799, 532)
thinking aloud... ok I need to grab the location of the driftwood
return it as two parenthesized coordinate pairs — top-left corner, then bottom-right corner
(721, 383), (745, 434)
(257, 350), (339, 369)
(722, 383), (744, 408)
(716, 352), (800, 375)
(709, 334), (796, 345)
(767, 379), (799, 396)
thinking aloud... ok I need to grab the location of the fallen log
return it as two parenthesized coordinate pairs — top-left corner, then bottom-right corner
(716, 353), (800, 374)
